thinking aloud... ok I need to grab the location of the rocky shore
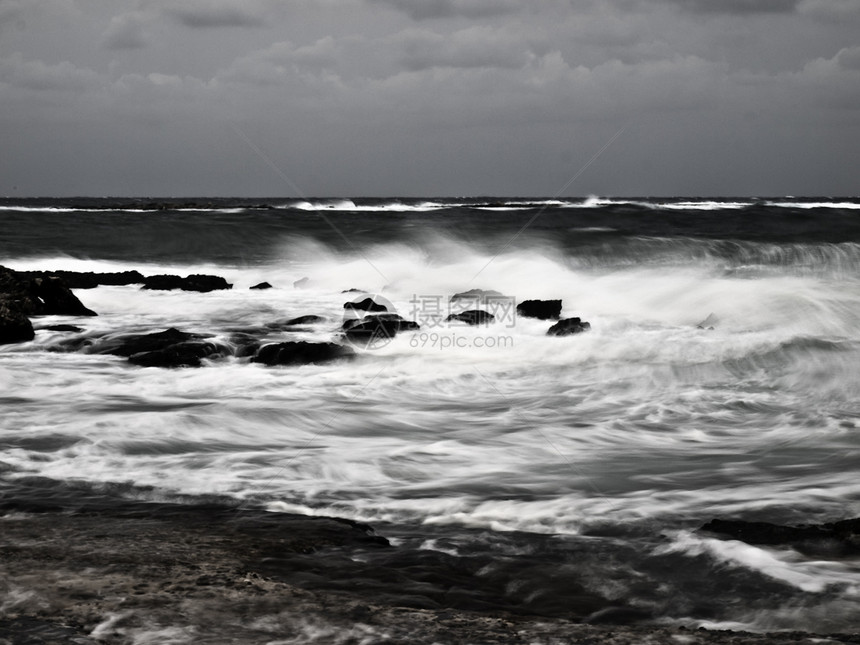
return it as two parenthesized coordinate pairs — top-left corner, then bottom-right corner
(1, 482), (858, 645)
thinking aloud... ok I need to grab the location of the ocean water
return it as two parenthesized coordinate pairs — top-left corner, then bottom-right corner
(1, 196), (859, 633)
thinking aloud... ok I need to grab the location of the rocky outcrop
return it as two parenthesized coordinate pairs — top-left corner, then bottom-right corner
(0, 266), (96, 344)
(517, 299), (562, 320)
(446, 310), (494, 325)
(547, 318), (591, 336)
(251, 341), (355, 366)
(142, 274), (232, 292)
(18, 270), (145, 289)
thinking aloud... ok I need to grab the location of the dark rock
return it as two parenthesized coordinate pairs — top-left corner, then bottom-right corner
(142, 274), (232, 292)
(446, 310), (494, 326)
(517, 299), (562, 320)
(283, 315), (326, 326)
(700, 518), (860, 556)
(547, 317), (591, 336)
(32, 276), (98, 316)
(129, 342), (229, 368)
(250, 282), (273, 290)
(91, 328), (205, 357)
(0, 265), (96, 317)
(0, 300), (35, 344)
(342, 314), (420, 345)
(252, 341), (355, 366)
(343, 297), (388, 313)
(40, 324), (84, 333)
(31, 270), (145, 289)
(341, 288), (364, 293)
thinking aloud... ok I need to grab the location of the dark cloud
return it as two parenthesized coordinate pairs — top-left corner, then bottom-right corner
(165, 5), (265, 29)
(368, 0), (519, 20)
(662, 0), (800, 14)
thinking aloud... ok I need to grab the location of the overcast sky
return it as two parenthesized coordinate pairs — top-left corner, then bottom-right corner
(1, 0), (858, 197)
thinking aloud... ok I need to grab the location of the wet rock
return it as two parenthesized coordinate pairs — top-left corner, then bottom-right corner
(250, 282), (273, 290)
(342, 314), (420, 345)
(91, 328), (205, 357)
(343, 297), (388, 313)
(128, 342), (229, 368)
(517, 299), (562, 320)
(252, 341), (355, 366)
(142, 274), (232, 292)
(446, 310), (494, 326)
(700, 517), (860, 556)
(0, 301), (35, 344)
(547, 318), (591, 336)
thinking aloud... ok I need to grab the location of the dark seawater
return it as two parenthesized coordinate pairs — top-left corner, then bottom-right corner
(2, 196), (859, 637)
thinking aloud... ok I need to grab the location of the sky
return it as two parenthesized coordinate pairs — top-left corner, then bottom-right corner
(1, 0), (858, 197)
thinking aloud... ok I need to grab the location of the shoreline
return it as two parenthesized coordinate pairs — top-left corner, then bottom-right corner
(1, 484), (857, 645)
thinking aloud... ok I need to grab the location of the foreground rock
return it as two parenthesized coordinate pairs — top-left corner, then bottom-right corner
(446, 309), (495, 325)
(701, 517), (860, 556)
(142, 274), (232, 292)
(547, 317), (591, 336)
(517, 299), (562, 320)
(0, 301), (35, 344)
(252, 341), (355, 366)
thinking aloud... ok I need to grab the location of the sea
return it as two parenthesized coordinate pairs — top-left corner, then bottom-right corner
(1, 196), (859, 634)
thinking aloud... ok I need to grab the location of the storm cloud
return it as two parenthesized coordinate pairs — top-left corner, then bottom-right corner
(1, 0), (857, 196)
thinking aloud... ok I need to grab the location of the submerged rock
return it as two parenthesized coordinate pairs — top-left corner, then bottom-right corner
(250, 282), (273, 290)
(701, 517), (860, 557)
(517, 299), (562, 320)
(342, 314), (419, 346)
(547, 317), (591, 336)
(282, 315), (326, 326)
(450, 289), (507, 303)
(91, 328), (206, 357)
(446, 310), (494, 326)
(142, 274), (232, 292)
(129, 341), (229, 368)
(252, 341), (355, 366)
